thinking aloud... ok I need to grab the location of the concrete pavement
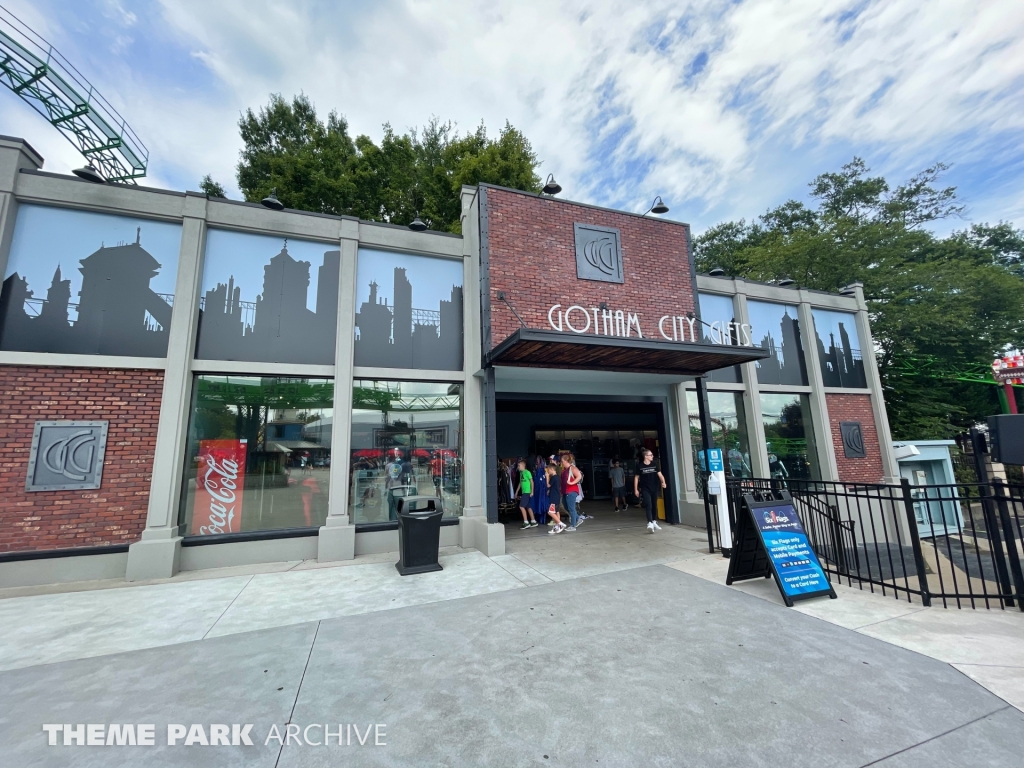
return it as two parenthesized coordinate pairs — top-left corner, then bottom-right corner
(1, 521), (1023, 766)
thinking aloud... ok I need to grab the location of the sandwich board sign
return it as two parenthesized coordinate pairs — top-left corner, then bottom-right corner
(726, 492), (836, 607)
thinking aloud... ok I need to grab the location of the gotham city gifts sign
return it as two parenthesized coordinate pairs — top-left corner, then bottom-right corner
(726, 493), (836, 607)
(547, 303), (754, 345)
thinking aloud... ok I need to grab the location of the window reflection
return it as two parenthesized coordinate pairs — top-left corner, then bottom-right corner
(179, 376), (334, 535)
(686, 390), (752, 494)
(759, 393), (820, 481)
(349, 380), (462, 524)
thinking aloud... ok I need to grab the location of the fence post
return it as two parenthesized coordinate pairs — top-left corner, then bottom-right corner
(900, 479), (932, 607)
(993, 479), (1024, 612)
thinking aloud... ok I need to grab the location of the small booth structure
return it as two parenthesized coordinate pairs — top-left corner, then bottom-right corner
(894, 440), (963, 538)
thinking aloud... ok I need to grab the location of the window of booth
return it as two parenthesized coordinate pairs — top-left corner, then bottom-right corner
(349, 380), (462, 524)
(746, 300), (808, 386)
(686, 391), (752, 494)
(0, 204), (182, 357)
(178, 376), (334, 536)
(697, 293), (742, 383)
(195, 230), (340, 365)
(759, 393), (820, 481)
(811, 308), (867, 388)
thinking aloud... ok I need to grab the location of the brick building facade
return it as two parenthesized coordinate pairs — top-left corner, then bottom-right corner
(484, 187), (696, 349)
(0, 133), (900, 583)
(0, 367), (163, 553)
(826, 393), (885, 484)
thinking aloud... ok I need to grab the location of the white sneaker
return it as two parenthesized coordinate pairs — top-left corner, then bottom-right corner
(652, 521), (661, 531)
(647, 521), (654, 532)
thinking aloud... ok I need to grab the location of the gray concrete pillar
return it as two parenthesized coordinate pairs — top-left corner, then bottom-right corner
(126, 194), (207, 580)
(733, 289), (769, 478)
(457, 185), (503, 555)
(318, 220), (359, 561)
(0, 137), (43, 287)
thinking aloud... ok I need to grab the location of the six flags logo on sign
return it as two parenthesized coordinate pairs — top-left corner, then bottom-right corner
(993, 354), (1024, 385)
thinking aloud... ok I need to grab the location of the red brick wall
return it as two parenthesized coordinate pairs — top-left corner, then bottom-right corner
(484, 187), (696, 350)
(0, 366), (163, 553)
(826, 393), (885, 484)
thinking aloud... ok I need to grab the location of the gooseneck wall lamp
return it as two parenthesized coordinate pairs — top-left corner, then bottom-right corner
(72, 163), (106, 184)
(541, 174), (562, 195)
(642, 196), (669, 216)
(408, 216), (427, 232)
(261, 188), (285, 211)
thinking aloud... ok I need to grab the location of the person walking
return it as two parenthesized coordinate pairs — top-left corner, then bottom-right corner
(516, 459), (538, 529)
(609, 459), (626, 511)
(633, 449), (666, 532)
(545, 463), (565, 533)
(560, 453), (583, 532)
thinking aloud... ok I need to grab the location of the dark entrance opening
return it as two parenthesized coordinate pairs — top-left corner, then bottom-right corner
(494, 394), (678, 534)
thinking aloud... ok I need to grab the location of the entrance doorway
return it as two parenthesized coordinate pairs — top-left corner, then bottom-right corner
(494, 394), (678, 535)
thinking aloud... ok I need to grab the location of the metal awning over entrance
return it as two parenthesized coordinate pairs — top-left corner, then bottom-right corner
(486, 328), (769, 376)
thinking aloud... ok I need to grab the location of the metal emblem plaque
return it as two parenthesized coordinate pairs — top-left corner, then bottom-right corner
(25, 420), (109, 491)
(574, 223), (623, 284)
(840, 421), (867, 459)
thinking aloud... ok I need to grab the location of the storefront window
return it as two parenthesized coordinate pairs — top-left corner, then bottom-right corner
(697, 293), (742, 383)
(178, 376), (334, 536)
(759, 393), (820, 481)
(354, 249), (464, 371)
(746, 300), (808, 386)
(195, 230), (340, 365)
(811, 308), (867, 388)
(686, 390), (752, 493)
(349, 380), (462, 524)
(0, 204), (181, 356)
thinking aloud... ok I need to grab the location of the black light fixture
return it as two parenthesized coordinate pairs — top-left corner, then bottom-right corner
(708, 266), (726, 277)
(839, 284), (856, 296)
(261, 188), (284, 211)
(643, 196), (669, 216)
(541, 173), (561, 195)
(409, 216), (427, 232)
(72, 163), (105, 184)
(778, 276), (796, 287)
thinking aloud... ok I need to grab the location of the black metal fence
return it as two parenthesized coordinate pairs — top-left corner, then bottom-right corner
(721, 477), (1024, 610)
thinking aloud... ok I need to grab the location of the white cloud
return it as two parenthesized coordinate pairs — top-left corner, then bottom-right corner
(2, 0), (1023, 230)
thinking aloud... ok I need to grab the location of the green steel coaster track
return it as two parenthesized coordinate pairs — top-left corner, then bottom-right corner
(0, 6), (147, 183)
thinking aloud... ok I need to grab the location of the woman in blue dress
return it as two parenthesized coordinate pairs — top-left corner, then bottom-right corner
(532, 455), (549, 525)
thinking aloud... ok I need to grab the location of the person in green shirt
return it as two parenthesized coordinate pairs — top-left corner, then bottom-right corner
(516, 459), (538, 529)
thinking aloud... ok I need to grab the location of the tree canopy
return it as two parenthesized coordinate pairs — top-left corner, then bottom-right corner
(226, 93), (541, 233)
(694, 158), (1024, 438)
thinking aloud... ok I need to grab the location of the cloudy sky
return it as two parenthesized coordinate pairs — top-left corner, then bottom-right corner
(2, 0), (1023, 234)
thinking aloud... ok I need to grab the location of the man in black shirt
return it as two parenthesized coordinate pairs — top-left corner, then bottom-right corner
(633, 450), (667, 532)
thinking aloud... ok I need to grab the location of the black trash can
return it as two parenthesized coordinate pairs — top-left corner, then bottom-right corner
(395, 496), (444, 575)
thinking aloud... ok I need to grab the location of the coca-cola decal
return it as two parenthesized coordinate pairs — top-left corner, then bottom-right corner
(191, 439), (247, 535)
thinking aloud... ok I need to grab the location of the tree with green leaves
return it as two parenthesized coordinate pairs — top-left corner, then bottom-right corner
(199, 174), (226, 198)
(234, 93), (541, 233)
(694, 158), (1024, 438)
